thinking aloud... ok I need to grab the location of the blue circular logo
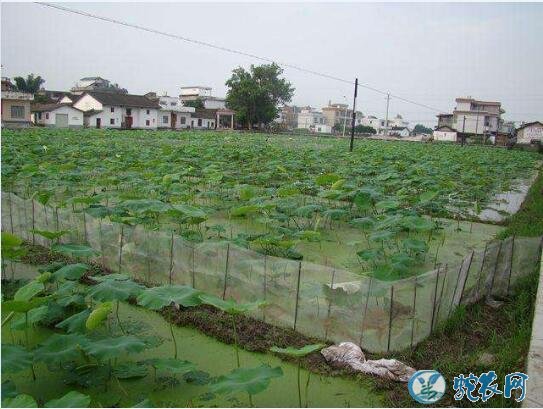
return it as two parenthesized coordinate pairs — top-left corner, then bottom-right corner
(408, 370), (446, 404)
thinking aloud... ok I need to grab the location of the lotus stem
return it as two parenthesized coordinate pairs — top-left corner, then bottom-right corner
(169, 310), (178, 359)
(115, 300), (126, 334)
(231, 316), (240, 368)
(305, 371), (311, 408)
(248, 393), (253, 408)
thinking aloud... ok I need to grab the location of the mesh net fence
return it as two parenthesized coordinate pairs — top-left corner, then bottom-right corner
(2, 191), (542, 353)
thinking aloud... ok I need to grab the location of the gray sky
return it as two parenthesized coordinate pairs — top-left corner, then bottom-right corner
(2, 2), (542, 125)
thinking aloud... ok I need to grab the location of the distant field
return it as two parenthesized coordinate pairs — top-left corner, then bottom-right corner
(2, 128), (539, 278)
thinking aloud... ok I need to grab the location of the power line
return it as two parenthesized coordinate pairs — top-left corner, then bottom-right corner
(36, 2), (447, 114)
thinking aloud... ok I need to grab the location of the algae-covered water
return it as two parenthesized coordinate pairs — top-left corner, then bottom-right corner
(3, 300), (384, 407)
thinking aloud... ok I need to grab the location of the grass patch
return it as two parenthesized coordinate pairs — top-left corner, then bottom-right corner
(498, 168), (543, 238)
(382, 270), (537, 407)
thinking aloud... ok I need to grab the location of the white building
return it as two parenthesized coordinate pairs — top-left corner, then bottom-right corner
(433, 125), (457, 142)
(73, 91), (160, 129)
(297, 107), (327, 130)
(361, 116), (384, 134)
(145, 92), (195, 129)
(516, 121), (543, 145)
(452, 97), (504, 136)
(389, 126), (410, 137)
(31, 104), (84, 128)
(180, 86), (227, 109)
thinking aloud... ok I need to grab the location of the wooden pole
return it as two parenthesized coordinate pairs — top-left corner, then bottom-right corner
(222, 243), (230, 300)
(293, 261), (302, 331)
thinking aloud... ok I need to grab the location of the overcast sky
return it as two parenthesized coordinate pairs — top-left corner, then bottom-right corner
(2, 2), (542, 125)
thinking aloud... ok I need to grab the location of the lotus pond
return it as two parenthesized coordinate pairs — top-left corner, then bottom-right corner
(1, 238), (383, 408)
(1, 128), (538, 280)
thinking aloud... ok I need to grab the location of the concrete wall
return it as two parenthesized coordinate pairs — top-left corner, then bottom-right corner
(190, 117), (215, 129)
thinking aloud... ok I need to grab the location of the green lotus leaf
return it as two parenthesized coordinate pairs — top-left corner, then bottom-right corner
(315, 173), (340, 186)
(230, 205), (260, 217)
(14, 281), (44, 301)
(52, 244), (99, 258)
(148, 358), (196, 374)
(31, 229), (69, 241)
(1, 344), (32, 373)
(2, 297), (49, 313)
(34, 333), (90, 364)
(2, 394), (37, 408)
(56, 309), (91, 333)
(2, 380), (17, 399)
(133, 399), (154, 408)
(113, 362), (149, 379)
(10, 305), (49, 330)
(350, 217), (375, 230)
(402, 238), (428, 253)
(53, 263), (90, 280)
(45, 391), (91, 408)
(210, 364), (283, 396)
(86, 302), (113, 330)
(270, 344), (324, 357)
(137, 285), (202, 310)
(84, 336), (147, 360)
(88, 279), (144, 302)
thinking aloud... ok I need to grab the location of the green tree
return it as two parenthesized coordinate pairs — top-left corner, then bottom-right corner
(413, 124), (433, 134)
(13, 74), (45, 94)
(183, 98), (205, 109)
(354, 124), (377, 134)
(225, 63), (294, 129)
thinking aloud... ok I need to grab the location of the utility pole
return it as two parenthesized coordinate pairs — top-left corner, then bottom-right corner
(461, 116), (466, 147)
(349, 78), (358, 152)
(384, 92), (390, 136)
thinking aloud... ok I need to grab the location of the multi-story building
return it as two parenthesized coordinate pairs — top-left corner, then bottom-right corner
(452, 97), (504, 136)
(179, 86), (227, 109)
(71, 76), (127, 95)
(297, 107), (332, 133)
(1, 77), (33, 128)
(144, 92), (195, 129)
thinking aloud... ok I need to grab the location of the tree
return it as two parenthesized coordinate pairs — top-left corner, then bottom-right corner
(225, 63), (294, 129)
(413, 124), (433, 135)
(183, 98), (205, 109)
(13, 74), (45, 94)
(354, 124), (376, 134)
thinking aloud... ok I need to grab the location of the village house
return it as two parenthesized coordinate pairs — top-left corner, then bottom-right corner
(1, 77), (33, 128)
(388, 126), (411, 137)
(73, 91), (160, 129)
(433, 125), (458, 142)
(180, 86), (226, 109)
(144, 92), (195, 129)
(361, 116), (384, 134)
(31, 103), (84, 128)
(275, 105), (300, 130)
(452, 97), (504, 141)
(190, 109), (216, 129)
(516, 121), (543, 145)
(297, 107), (332, 133)
(71, 76), (127, 95)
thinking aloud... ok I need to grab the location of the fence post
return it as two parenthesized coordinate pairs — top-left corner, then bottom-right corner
(31, 199), (36, 245)
(82, 212), (88, 244)
(191, 245), (196, 288)
(429, 267), (441, 336)
(262, 255), (268, 322)
(386, 285), (395, 353)
(410, 276), (418, 349)
(324, 268), (336, 339)
(433, 264), (448, 330)
(118, 224), (124, 273)
(55, 207), (60, 232)
(293, 261), (302, 331)
(168, 231), (175, 285)
(486, 241), (503, 297)
(8, 192), (14, 234)
(475, 243), (488, 300)
(222, 243), (230, 300)
(359, 276), (373, 347)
